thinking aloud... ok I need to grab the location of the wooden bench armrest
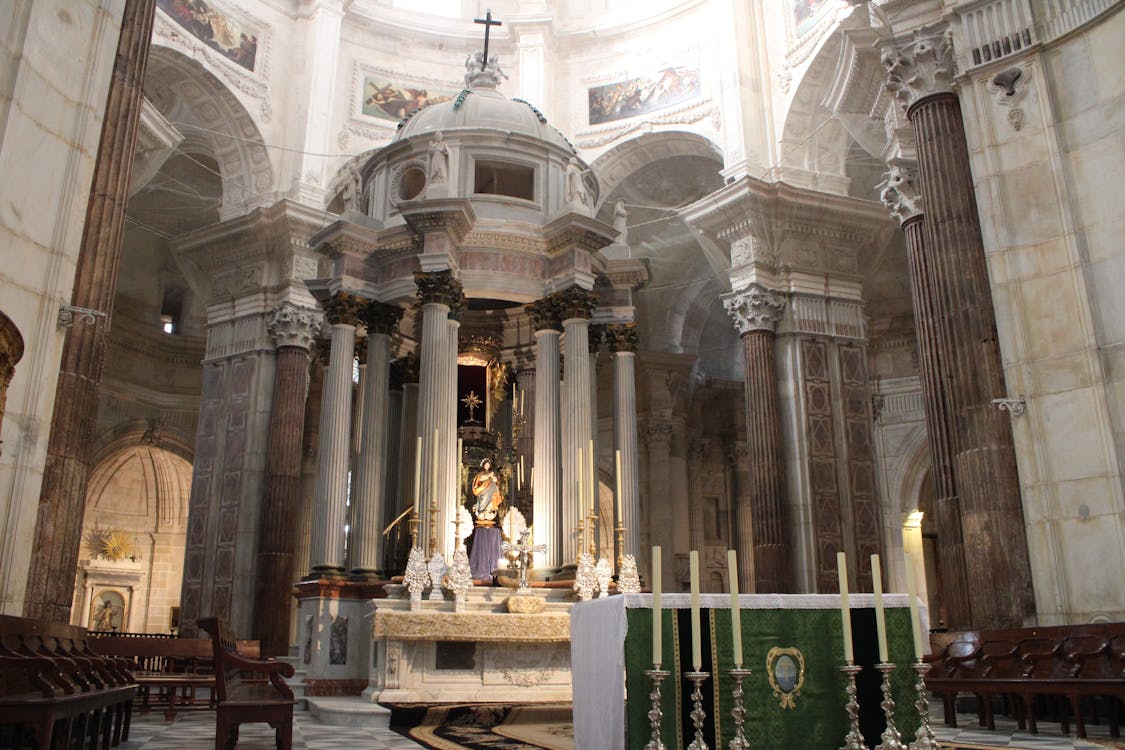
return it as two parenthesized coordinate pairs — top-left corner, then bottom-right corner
(0, 654), (63, 698)
(219, 651), (295, 679)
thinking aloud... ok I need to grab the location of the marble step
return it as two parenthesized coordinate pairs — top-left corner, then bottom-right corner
(305, 696), (392, 729)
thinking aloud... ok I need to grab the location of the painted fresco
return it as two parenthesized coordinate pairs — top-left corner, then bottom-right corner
(587, 65), (701, 126)
(793, 0), (833, 37)
(362, 78), (455, 122)
(158, 0), (258, 71)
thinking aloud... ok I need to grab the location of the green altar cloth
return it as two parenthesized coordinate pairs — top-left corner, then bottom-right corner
(571, 593), (922, 750)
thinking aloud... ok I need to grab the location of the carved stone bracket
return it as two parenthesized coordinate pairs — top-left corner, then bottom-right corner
(877, 160), (924, 227)
(267, 303), (323, 350)
(414, 270), (465, 309)
(322, 292), (366, 327)
(723, 284), (787, 335)
(57, 305), (108, 329)
(604, 322), (640, 354)
(554, 286), (599, 322)
(882, 25), (957, 113)
(359, 301), (404, 336)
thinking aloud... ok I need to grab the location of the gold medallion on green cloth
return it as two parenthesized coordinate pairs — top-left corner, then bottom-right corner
(765, 646), (806, 709)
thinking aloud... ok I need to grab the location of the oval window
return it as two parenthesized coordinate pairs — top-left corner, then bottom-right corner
(398, 166), (426, 201)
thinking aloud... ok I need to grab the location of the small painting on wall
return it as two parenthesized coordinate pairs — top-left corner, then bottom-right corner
(792, 0), (833, 37)
(362, 77), (455, 122)
(157, 0), (259, 71)
(587, 65), (701, 126)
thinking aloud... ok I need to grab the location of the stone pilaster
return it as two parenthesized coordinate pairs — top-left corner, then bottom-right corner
(309, 292), (364, 578)
(350, 302), (403, 578)
(606, 323), (641, 565)
(642, 421), (674, 588)
(527, 297), (563, 569)
(253, 304), (321, 656)
(558, 286), (599, 562)
(23, 0), (156, 623)
(724, 284), (791, 593)
(879, 161), (971, 627)
(414, 271), (463, 555)
(884, 28), (1034, 627)
(725, 442), (753, 586)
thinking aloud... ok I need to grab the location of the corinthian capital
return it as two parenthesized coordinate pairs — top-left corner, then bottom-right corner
(322, 291), (366, 327)
(877, 160), (924, 226)
(359, 301), (404, 336)
(414, 269), (465, 308)
(723, 284), (786, 335)
(268, 303), (323, 350)
(882, 25), (956, 113)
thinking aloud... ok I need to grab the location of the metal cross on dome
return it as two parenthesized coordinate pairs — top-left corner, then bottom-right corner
(474, 9), (502, 62)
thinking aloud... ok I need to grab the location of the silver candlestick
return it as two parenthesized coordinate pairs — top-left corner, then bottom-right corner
(876, 662), (907, 750)
(839, 663), (866, 750)
(643, 667), (670, 750)
(908, 662), (942, 750)
(728, 667), (752, 749)
(685, 670), (711, 750)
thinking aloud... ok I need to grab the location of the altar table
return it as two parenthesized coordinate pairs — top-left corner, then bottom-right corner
(571, 593), (925, 750)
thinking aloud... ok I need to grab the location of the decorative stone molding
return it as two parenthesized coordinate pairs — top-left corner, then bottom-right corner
(359, 301), (404, 336)
(991, 65), (1031, 132)
(414, 270), (465, 308)
(373, 611), (570, 642)
(642, 421), (674, 448)
(554, 286), (599, 322)
(877, 161), (924, 226)
(882, 26), (957, 112)
(723, 285), (786, 335)
(322, 292), (366, 327)
(604, 323), (640, 354)
(267, 304), (323, 350)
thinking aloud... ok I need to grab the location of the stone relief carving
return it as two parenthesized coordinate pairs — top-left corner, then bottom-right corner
(881, 26), (956, 111)
(329, 616), (348, 665)
(484, 642), (566, 688)
(991, 65), (1031, 132)
(877, 161), (923, 226)
(723, 285), (787, 334)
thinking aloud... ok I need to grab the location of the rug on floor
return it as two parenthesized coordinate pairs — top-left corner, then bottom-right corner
(392, 704), (574, 750)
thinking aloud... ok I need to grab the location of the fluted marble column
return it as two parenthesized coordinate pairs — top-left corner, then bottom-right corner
(725, 442), (754, 586)
(309, 293), (364, 577)
(527, 298), (563, 568)
(253, 305), (321, 655)
(559, 287), (599, 562)
(389, 358), (419, 571)
(443, 315), (461, 555)
(724, 285), (791, 593)
(606, 324), (641, 564)
(23, 0), (157, 622)
(350, 302), (403, 578)
(414, 271), (463, 555)
(588, 325), (603, 550)
(884, 29), (1034, 627)
(880, 162), (971, 627)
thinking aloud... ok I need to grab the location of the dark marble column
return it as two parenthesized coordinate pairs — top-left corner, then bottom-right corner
(724, 284), (791, 593)
(23, 0), (156, 622)
(884, 30), (1034, 627)
(880, 162), (972, 628)
(253, 304), (321, 656)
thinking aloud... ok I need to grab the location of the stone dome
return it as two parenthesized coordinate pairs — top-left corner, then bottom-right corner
(395, 86), (574, 154)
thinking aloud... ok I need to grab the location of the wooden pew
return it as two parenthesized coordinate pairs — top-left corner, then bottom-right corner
(88, 633), (261, 720)
(197, 617), (295, 750)
(0, 614), (136, 749)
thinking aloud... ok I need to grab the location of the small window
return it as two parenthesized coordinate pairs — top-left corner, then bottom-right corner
(160, 287), (183, 335)
(398, 166), (426, 201)
(474, 160), (535, 201)
(161, 314), (175, 335)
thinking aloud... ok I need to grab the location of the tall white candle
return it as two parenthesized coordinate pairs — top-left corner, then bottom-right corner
(872, 553), (888, 663)
(615, 450), (623, 522)
(432, 428), (439, 509)
(412, 436), (422, 513)
(588, 439), (595, 518)
(456, 437), (463, 494)
(690, 550), (702, 671)
(728, 549), (743, 667)
(837, 552), (853, 662)
(520, 455), (525, 489)
(905, 552), (924, 661)
(652, 546), (662, 667)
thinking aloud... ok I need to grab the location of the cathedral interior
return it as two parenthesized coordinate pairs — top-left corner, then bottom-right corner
(1, 0), (1124, 739)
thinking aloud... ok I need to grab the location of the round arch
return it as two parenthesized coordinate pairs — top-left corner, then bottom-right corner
(589, 131), (725, 215)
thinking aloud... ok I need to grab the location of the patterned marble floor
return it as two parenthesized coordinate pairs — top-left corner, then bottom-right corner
(117, 705), (1120, 749)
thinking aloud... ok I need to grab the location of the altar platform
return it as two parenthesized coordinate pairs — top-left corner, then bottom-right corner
(368, 584), (575, 704)
(571, 593), (924, 750)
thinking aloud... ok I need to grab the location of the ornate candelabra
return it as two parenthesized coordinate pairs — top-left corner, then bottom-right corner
(409, 509), (420, 549)
(839, 663), (865, 750)
(908, 662), (941, 750)
(427, 497), (439, 558)
(615, 520), (626, 571)
(728, 667), (752, 749)
(643, 667), (670, 750)
(587, 508), (598, 557)
(685, 670), (711, 750)
(575, 518), (585, 564)
(875, 662), (906, 750)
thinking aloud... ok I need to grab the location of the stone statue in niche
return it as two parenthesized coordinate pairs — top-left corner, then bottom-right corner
(427, 131), (449, 183)
(613, 200), (628, 243)
(92, 598), (118, 631)
(566, 158), (591, 211)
